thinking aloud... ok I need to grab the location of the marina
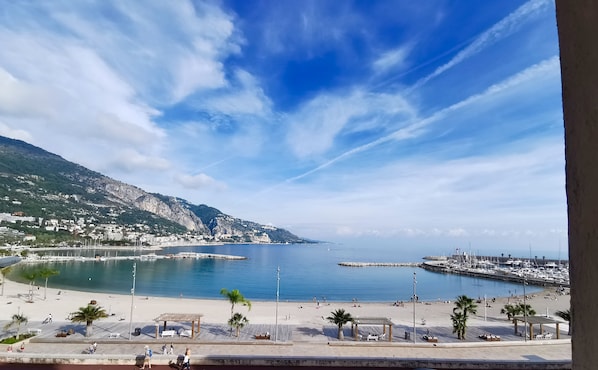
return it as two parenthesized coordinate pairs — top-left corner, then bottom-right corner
(421, 253), (570, 288)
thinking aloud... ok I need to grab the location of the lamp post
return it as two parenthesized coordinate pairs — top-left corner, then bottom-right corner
(413, 272), (417, 343)
(275, 266), (280, 342)
(128, 263), (136, 340)
(523, 275), (528, 342)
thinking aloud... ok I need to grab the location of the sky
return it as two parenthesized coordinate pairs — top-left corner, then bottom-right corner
(0, 0), (566, 256)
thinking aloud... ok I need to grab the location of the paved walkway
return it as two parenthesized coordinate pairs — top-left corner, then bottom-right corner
(0, 320), (572, 369)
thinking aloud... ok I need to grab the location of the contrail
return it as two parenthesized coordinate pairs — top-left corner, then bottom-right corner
(268, 56), (559, 191)
(409, 0), (552, 91)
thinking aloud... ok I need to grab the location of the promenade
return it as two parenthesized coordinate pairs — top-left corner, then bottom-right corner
(0, 319), (572, 369)
(0, 279), (572, 369)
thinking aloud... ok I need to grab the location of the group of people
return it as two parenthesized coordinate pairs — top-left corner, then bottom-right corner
(5, 343), (25, 352)
(141, 345), (190, 369)
(87, 342), (97, 354)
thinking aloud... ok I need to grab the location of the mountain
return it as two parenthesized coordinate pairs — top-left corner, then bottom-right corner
(0, 136), (309, 245)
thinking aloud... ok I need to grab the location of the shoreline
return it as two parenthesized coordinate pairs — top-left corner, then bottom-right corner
(0, 276), (570, 328)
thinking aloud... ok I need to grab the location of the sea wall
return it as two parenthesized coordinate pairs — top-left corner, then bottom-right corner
(420, 261), (570, 288)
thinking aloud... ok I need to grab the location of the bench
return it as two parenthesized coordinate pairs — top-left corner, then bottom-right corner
(161, 330), (176, 337)
(178, 329), (192, 337)
(27, 328), (42, 335)
(108, 332), (120, 338)
(367, 334), (379, 341)
(423, 335), (438, 342)
(255, 333), (271, 340)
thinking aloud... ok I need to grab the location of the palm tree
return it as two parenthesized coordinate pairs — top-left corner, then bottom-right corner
(1, 266), (12, 296)
(519, 303), (536, 317)
(70, 304), (108, 337)
(21, 270), (38, 302)
(220, 288), (252, 320)
(326, 308), (353, 340)
(228, 312), (249, 337)
(4, 313), (28, 337)
(451, 295), (477, 340)
(555, 309), (572, 335)
(450, 311), (466, 340)
(500, 304), (521, 321)
(38, 267), (60, 300)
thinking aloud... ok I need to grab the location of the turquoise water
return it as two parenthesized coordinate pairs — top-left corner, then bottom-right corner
(11, 243), (541, 302)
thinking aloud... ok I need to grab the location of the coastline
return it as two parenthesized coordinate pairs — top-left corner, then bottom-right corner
(0, 276), (570, 329)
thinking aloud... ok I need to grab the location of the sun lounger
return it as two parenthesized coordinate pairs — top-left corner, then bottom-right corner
(367, 334), (379, 341)
(423, 335), (438, 342)
(178, 329), (192, 337)
(161, 330), (176, 337)
(479, 333), (500, 341)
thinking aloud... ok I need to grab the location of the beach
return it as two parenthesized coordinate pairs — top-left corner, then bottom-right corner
(0, 277), (573, 368)
(0, 277), (570, 334)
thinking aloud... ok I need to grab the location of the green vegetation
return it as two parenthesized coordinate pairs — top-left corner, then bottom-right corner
(227, 312), (249, 337)
(326, 309), (353, 340)
(220, 288), (252, 320)
(3, 313), (28, 337)
(555, 308), (571, 335)
(0, 333), (34, 344)
(69, 304), (108, 337)
(500, 303), (536, 321)
(38, 267), (60, 300)
(451, 295), (477, 340)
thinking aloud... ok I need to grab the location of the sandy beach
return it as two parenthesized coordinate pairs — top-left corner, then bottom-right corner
(0, 277), (570, 334)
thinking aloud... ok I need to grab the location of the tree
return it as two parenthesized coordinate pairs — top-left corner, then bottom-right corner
(555, 309), (572, 335)
(326, 308), (353, 340)
(501, 303), (536, 321)
(220, 288), (252, 320)
(0, 266), (12, 297)
(4, 313), (28, 337)
(69, 304), (108, 337)
(38, 267), (60, 300)
(519, 303), (536, 317)
(21, 269), (38, 303)
(500, 304), (520, 321)
(451, 295), (477, 340)
(228, 312), (249, 337)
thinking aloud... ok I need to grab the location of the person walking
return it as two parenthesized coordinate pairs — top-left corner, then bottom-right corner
(141, 345), (152, 369)
(182, 347), (190, 369)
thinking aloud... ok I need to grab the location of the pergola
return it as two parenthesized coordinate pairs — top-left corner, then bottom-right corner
(154, 313), (204, 339)
(351, 317), (394, 342)
(512, 315), (565, 340)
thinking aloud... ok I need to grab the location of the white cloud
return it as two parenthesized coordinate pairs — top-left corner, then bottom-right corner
(372, 46), (411, 74)
(175, 173), (227, 191)
(285, 89), (416, 159)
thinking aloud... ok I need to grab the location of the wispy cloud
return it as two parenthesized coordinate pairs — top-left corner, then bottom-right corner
(412, 0), (553, 89)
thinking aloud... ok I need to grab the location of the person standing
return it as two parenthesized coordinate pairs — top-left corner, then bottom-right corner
(182, 347), (190, 369)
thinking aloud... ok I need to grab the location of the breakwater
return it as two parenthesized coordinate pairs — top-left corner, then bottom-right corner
(338, 262), (421, 267)
(420, 261), (570, 288)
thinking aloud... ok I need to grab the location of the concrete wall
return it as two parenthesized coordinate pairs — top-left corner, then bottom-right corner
(556, 1), (598, 369)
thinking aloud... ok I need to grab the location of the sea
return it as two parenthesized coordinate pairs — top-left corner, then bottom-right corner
(10, 243), (545, 302)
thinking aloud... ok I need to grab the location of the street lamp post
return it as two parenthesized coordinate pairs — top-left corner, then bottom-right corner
(523, 275), (528, 342)
(275, 266), (280, 342)
(413, 272), (417, 343)
(128, 263), (136, 340)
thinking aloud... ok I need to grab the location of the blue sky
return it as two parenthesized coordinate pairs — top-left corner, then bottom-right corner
(0, 0), (566, 256)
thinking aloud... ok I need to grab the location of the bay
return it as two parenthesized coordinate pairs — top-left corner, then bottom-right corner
(12, 243), (541, 302)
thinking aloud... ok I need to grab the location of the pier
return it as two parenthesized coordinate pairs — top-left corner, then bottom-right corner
(23, 252), (247, 263)
(338, 262), (421, 267)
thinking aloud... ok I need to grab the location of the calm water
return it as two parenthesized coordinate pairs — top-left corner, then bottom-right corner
(11, 243), (541, 302)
